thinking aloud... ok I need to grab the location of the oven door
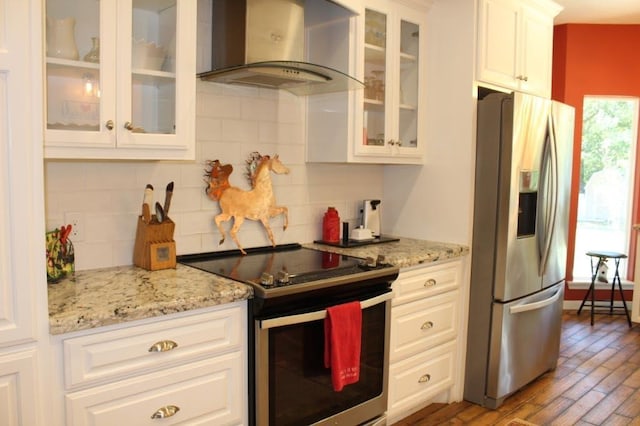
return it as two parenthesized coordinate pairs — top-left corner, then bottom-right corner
(255, 290), (392, 426)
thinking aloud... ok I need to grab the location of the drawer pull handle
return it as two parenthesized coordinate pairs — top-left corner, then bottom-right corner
(421, 321), (434, 330)
(424, 279), (436, 288)
(418, 374), (431, 384)
(151, 405), (180, 419)
(148, 340), (178, 352)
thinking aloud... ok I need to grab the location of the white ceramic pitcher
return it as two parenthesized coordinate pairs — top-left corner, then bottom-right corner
(47, 17), (79, 60)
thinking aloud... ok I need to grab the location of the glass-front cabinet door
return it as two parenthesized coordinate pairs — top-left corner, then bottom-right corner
(44, 0), (195, 160)
(362, 6), (389, 155)
(359, 2), (424, 163)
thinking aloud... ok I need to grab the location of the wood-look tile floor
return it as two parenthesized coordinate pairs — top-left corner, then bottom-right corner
(393, 310), (640, 426)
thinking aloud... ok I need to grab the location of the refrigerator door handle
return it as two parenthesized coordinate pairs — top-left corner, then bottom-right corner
(509, 287), (562, 314)
(538, 121), (559, 275)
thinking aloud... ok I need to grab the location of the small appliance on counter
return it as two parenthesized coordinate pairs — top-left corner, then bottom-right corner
(362, 199), (381, 237)
(313, 200), (399, 248)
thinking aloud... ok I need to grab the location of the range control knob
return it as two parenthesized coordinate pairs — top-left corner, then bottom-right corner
(260, 272), (275, 287)
(276, 270), (290, 284)
(365, 256), (377, 268)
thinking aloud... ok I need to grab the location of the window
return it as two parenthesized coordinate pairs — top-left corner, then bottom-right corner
(573, 96), (639, 280)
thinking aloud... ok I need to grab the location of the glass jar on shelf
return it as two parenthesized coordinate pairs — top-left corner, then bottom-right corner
(83, 37), (100, 63)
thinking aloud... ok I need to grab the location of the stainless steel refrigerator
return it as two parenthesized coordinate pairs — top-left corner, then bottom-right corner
(464, 91), (574, 408)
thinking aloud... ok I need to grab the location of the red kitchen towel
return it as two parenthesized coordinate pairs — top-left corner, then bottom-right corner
(324, 300), (362, 392)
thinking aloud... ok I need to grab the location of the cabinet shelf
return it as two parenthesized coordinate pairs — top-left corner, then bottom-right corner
(400, 52), (417, 63)
(399, 103), (416, 111)
(365, 98), (385, 109)
(365, 43), (386, 64)
(47, 57), (100, 70)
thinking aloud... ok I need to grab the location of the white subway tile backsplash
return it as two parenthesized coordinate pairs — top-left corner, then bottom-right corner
(44, 83), (384, 270)
(241, 97), (279, 122)
(221, 119), (259, 142)
(258, 121), (278, 144)
(84, 163), (139, 190)
(196, 116), (222, 141)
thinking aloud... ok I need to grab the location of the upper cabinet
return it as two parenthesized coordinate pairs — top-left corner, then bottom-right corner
(306, 0), (427, 164)
(44, 0), (196, 160)
(476, 0), (561, 98)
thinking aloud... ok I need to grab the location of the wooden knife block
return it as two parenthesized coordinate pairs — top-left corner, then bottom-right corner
(133, 216), (176, 270)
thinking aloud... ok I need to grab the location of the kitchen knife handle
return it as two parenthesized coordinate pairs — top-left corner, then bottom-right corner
(142, 203), (151, 223)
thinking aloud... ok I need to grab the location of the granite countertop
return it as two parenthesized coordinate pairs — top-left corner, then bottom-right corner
(304, 236), (469, 269)
(48, 264), (253, 335)
(48, 237), (468, 335)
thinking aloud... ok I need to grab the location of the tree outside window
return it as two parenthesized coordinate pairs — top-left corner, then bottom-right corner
(573, 97), (638, 280)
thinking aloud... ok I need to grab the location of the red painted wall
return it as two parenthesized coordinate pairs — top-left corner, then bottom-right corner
(552, 24), (640, 301)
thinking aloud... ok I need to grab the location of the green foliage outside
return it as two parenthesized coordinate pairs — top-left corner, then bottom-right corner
(580, 98), (635, 192)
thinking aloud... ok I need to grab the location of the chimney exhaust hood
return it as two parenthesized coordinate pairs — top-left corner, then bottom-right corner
(198, 0), (364, 96)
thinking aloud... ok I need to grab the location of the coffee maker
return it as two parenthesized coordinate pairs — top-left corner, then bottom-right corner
(362, 199), (381, 237)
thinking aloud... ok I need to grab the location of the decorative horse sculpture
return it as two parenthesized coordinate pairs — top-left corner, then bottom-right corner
(204, 152), (289, 254)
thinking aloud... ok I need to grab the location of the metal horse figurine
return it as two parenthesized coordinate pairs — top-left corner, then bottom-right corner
(204, 152), (289, 254)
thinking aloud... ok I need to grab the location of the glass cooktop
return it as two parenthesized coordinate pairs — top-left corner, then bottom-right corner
(177, 244), (398, 298)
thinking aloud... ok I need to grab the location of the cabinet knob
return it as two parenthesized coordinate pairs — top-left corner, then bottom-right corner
(396, 140), (402, 147)
(151, 405), (180, 419)
(124, 121), (134, 131)
(516, 75), (529, 82)
(418, 374), (431, 384)
(421, 321), (434, 330)
(148, 340), (178, 352)
(105, 120), (114, 130)
(424, 278), (436, 288)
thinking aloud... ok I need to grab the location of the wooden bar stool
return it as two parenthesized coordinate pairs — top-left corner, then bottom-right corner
(577, 251), (632, 327)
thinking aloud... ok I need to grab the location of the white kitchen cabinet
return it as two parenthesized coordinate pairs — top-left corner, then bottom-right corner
(44, 0), (196, 160)
(387, 259), (464, 424)
(0, 350), (40, 426)
(306, 0), (427, 164)
(476, 0), (561, 98)
(0, 0), (47, 423)
(59, 303), (247, 425)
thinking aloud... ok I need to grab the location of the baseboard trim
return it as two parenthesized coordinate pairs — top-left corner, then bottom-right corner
(567, 280), (635, 291)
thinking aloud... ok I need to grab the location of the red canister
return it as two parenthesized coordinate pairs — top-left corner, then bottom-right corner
(322, 207), (340, 242)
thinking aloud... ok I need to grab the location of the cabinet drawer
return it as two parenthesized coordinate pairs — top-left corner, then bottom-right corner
(65, 352), (244, 426)
(392, 260), (461, 306)
(64, 306), (243, 389)
(390, 290), (459, 362)
(388, 340), (455, 416)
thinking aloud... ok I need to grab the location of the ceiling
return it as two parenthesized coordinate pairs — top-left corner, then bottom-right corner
(554, 0), (640, 24)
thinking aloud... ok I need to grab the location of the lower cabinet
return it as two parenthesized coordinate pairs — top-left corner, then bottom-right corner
(59, 302), (247, 426)
(0, 349), (39, 426)
(387, 259), (466, 423)
(65, 353), (243, 425)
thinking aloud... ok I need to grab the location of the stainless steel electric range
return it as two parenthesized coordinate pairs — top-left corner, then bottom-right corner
(178, 244), (399, 426)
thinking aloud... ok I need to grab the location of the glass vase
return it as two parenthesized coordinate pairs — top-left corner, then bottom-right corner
(83, 37), (100, 63)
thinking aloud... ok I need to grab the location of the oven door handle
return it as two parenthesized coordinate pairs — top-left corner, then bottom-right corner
(259, 291), (393, 330)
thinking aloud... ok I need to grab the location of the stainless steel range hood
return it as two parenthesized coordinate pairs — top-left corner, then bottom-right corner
(198, 0), (364, 96)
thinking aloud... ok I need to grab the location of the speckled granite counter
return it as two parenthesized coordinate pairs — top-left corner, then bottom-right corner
(304, 237), (469, 269)
(49, 237), (468, 335)
(48, 264), (253, 335)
